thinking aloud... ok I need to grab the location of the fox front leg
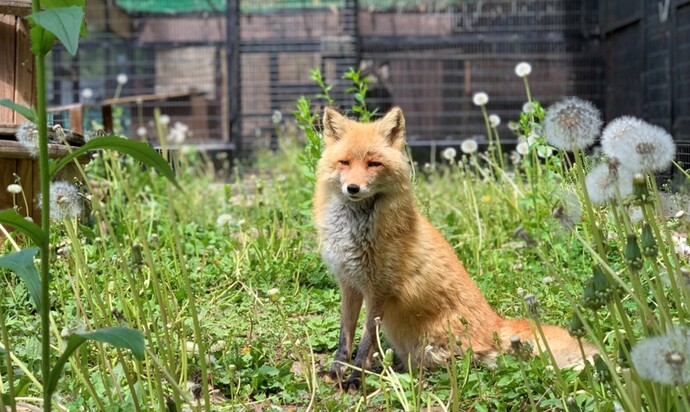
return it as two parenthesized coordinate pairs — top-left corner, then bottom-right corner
(341, 298), (384, 392)
(320, 284), (363, 383)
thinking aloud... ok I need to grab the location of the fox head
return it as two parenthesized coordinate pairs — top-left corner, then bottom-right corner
(318, 107), (411, 202)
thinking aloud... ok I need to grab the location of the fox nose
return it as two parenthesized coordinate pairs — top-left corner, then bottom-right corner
(347, 184), (360, 194)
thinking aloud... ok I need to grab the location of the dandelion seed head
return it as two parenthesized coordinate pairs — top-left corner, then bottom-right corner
(81, 88), (93, 100)
(272, 110), (283, 124)
(585, 160), (633, 205)
(136, 126), (147, 138)
(461, 139), (478, 154)
(7, 184), (22, 194)
(553, 187), (582, 229)
(522, 102), (535, 114)
(442, 147), (457, 160)
(489, 114), (501, 128)
(472, 92), (489, 106)
(601, 116), (675, 172)
(515, 62), (532, 77)
(216, 213), (234, 227)
(537, 145), (553, 159)
(509, 151), (521, 164)
(543, 97), (602, 151)
(39, 181), (82, 221)
(116, 73), (128, 85)
(516, 141), (530, 156)
(630, 329), (690, 385)
(15, 121), (39, 157)
(159, 114), (171, 126)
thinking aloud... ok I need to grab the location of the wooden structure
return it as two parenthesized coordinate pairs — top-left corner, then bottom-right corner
(47, 90), (214, 141)
(0, 125), (85, 222)
(1, 1), (86, 223)
(0, 0), (34, 125)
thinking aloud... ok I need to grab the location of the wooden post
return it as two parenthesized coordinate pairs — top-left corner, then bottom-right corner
(0, 0), (35, 124)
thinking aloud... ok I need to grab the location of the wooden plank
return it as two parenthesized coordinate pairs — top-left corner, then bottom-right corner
(0, 0), (32, 17)
(101, 104), (113, 133)
(101, 90), (204, 106)
(13, 18), (35, 122)
(0, 124), (85, 146)
(69, 105), (83, 133)
(0, 15), (17, 124)
(0, 140), (81, 158)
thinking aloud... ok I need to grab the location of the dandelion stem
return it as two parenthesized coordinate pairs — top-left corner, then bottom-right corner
(572, 147), (606, 257)
(0, 303), (16, 412)
(523, 77), (532, 103)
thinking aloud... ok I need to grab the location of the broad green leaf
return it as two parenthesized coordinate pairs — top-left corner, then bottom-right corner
(0, 99), (37, 123)
(41, 0), (87, 37)
(29, 6), (83, 56)
(48, 327), (145, 393)
(0, 209), (47, 246)
(0, 248), (41, 308)
(50, 136), (180, 188)
(29, 21), (57, 56)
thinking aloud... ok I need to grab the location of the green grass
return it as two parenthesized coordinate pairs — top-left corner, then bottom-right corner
(3, 72), (690, 410)
(0, 137), (612, 410)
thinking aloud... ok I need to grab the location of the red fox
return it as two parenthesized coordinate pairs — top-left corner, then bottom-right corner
(313, 106), (596, 389)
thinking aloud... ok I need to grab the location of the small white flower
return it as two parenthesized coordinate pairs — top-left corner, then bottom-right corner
(460, 139), (478, 154)
(81, 88), (93, 100)
(489, 114), (501, 128)
(272, 110), (283, 124)
(267, 288), (280, 301)
(630, 328), (690, 385)
(515, 62), (532, 77)
(136, 127), (147, 138)
(516, 141), (530, 156)
(442, 147), (457, 160)
(116, 73), (128, 85)
(216, 213), (233, 227)
(542, 276), (554, 285)
(7, 184), (22, 194)
(472, 92), (489, 106)
(522, 102), (535, 114)
(159, 114), (171, 126)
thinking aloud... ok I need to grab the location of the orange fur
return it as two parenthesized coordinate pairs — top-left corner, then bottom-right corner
(313, 107), (595, 387)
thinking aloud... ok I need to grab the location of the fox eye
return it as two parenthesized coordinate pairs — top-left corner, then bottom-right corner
(338, 160), (350, 166)
(368, 161), (383, 168)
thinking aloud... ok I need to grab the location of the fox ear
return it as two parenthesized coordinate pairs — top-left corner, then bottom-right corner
(322, 107), (348, 146)
(378, 107), (406, 148)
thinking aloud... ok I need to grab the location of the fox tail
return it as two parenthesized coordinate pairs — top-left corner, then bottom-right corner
(497, 318), (597, 369)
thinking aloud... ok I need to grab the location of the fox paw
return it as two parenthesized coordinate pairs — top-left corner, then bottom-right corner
(317, 369), (341, 384)
(339, 375), (361, 393)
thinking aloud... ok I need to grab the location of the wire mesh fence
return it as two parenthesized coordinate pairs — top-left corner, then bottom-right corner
(43, 0), (688, 166)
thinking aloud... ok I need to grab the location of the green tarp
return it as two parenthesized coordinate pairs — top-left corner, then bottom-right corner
(114, 0), (341, 14)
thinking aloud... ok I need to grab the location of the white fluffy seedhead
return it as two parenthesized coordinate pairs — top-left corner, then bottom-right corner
(543, 97), (602, 151)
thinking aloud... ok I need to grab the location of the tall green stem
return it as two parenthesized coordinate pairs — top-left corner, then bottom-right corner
(32, 1), (52, 409)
